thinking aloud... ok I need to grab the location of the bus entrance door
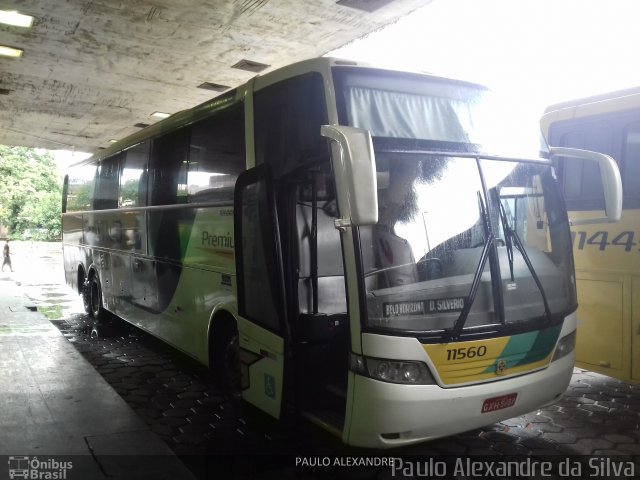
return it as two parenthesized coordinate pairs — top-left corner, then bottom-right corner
(233, 165), (289, 419)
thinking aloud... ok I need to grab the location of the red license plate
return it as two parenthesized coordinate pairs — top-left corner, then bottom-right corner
(481, 392), (517, 413)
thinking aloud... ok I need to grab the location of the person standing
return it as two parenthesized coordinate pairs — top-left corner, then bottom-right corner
(2, 239), (13, 272)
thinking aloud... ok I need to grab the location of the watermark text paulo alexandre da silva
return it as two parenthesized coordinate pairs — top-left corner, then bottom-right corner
(295, 456), (636, 478)
(391, 458), (636, 478)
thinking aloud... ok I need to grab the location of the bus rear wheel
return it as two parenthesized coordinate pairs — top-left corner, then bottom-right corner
(81, 278), (91, 315)
(88, 274), (104, 321)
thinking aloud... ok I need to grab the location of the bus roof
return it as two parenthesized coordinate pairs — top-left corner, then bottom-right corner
(541, 86), (640, 135)
(74, 57), (487, 168)
(544, 86), (640, 113)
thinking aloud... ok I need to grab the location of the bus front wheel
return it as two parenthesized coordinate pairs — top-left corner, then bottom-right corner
(212, 320), (242, 399)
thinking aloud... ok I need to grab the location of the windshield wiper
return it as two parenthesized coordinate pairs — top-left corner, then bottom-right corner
(498, 199), (552, 323)
(498, 201), (516, 282)
(447, 190), (553, 341)
(446, 191), (494, 341)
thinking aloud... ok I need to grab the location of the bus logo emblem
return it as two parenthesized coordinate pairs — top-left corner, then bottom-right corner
(495, 359), (507, 375)
(8, 456), (29, 479)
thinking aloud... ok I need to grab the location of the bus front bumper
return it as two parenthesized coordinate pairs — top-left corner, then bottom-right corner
(345, 353), (574, 449)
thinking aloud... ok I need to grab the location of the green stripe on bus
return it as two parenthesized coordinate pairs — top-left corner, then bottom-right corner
(513, 324), (562, 366)
(481, 325), (562, 373)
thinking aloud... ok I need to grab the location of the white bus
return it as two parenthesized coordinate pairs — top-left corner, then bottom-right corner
(62, 57), (622, 448)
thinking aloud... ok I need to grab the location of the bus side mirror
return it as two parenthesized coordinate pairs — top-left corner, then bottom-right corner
(549, 147), (623, 225)
(321, 125), (378, 226)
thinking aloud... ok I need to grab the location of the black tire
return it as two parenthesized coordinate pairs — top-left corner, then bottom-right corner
(88, 274), (104, 321)
(212, 321), (242, 398)
(81, 278), (91, 315)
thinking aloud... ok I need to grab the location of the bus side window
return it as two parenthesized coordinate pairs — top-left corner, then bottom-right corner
(255, 74), (344, 316)
(623, 121), (640, 205)
(296, 171), (346, 315)
(65, 165), (96, 212)
(120, 141), (150, 208)
(254, 73), (329, 177)
(93, 155), (121, 210)
(149, 128), (189, 206)
(557, 128), (606, 211)
(188, 103), (245, 203)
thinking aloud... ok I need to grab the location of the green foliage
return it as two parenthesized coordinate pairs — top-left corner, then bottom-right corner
(0, 145), (62, 240)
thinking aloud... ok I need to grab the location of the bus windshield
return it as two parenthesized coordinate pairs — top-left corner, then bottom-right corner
(359, 152), (575, 334)
(333, 68), (575, 335)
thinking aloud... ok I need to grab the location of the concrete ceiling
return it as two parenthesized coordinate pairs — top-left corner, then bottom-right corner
(0, 0), (430, 153)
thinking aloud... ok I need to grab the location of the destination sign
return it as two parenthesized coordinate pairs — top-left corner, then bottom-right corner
(383, 301), (425, 317)
(383, 297), (466, 317)
(425, 297), (466, 313)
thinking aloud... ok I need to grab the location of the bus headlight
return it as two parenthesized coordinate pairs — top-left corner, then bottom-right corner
(552, 330), (576, 362)
(349, 353), (435, 385)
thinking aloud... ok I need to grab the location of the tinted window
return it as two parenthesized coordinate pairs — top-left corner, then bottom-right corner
(120, 141), (150, 208)
(236, 173), (283, 331)
(65, 164), (96, 212)
(623, 121), (640, 202)
(549, 109), (640, 210)
(93, 155), (121, 210)
(149, 128), (189, 205)
(559, 131), (586, 199)
(254, 73), (329, 177)
(553, 121), (611, 211)
(188, 103), (245, 203)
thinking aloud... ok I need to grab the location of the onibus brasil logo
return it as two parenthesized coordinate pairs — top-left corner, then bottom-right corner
(7, 456), (73, 479)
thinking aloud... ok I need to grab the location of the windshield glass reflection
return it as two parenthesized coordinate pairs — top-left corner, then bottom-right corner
(361, 153), (574, 334)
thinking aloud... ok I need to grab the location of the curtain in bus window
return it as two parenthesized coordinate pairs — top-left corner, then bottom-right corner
(344, 86), (472, 143)
(188, 104), (245, 203)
